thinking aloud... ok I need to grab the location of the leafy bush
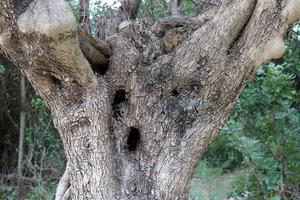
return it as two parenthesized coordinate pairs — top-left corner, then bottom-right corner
(201, 22), (300, 200)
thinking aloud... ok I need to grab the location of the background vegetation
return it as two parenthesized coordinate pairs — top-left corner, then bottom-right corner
(0, 0), (299, 199)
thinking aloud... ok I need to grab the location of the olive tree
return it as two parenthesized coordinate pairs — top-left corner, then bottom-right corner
(0, 0), (299, 199)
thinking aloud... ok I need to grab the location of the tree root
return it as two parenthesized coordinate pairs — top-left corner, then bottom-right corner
(55, 162), (70, 200)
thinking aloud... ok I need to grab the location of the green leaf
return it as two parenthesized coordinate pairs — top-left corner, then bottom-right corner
(0, 64), (5, 74)
(271, 195), (280, 200)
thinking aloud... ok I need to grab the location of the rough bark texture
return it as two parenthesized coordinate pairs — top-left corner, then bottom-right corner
(1, 0), (300, 199)
(170, 0), (182, 15)
(79, 0), (90, 33)
(17, 73), (25, 179)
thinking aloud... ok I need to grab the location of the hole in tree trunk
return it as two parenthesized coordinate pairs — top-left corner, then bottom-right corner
(51, 76), (61, 84)
(171, 89), (179, 96)
(112, 89), (128, 118)
(50, 76), (63, 89)
(126, 127), (140, 152)
(113, 89), (127, 106)
(91, 64), (109, 75)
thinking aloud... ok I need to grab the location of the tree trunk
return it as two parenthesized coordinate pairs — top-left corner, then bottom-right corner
(1, 0), (300, 199)
(79, 0), (90, 33)
(17, 73), (26, 179)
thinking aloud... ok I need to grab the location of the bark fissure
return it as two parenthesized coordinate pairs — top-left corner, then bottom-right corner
(126, 127), (140, 152)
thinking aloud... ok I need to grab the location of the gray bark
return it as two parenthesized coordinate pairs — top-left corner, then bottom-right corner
(0, 0), (299, 199)
(170, 0), (182, 15)
(79, 0), (90, 33)
(17, 73), (26, 179)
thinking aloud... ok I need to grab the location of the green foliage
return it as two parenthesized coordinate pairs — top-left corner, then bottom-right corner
(66, 0), (115, 35)
(89, 1), (114, 34)
(26, 93), (65, 170)
(0, 79), (64, 199)
(0, 186), (14, 200)
(181, 0), (198, 15)
(31, 97), (44, 109)
(138, 0), (197, 23)
(25, 179), (57, 200)
(66, 0), (80, 22)
(0, 64), (5, 74)
(190, 161), (239, 200)
(138, 0), (170, 23)
(201, 22), (300, 200)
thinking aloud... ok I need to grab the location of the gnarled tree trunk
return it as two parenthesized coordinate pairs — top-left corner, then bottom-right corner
(0, 0), (299, 199)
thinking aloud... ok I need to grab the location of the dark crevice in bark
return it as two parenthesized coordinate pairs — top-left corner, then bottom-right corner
(275, 0), (284, 10)
(91, 63), (109, 75)
(50, 76), (62, 88)
(112, 89), (128, 118)
(171, 88), (179, 96)
(227, 0), (258, 55)
(294, 75), (300, 92)
(113, 89), (127, 106)
(12, 0), (33, 15)
(272, 57), (284, 65)
(126, 127), (140, 152)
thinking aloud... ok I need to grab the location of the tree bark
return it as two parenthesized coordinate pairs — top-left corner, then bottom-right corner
(170, 0), (182, 15)
(17, 73), (26, 179)
(1, 0), (300, 199)
(79, 0), (90, 33)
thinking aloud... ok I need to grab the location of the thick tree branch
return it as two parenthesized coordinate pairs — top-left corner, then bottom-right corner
(0, 0), (96, 102)
(151, 7), (218, 52)
(79, 28), (112, 57)
(173, 0), (256, 81)
(78, 28), (112, 70)
(170, 0), (183, 15)
(197, 0), (222, 14)
(156, 0), (300, 176)
(96, 0), (141, 40)
(233, 0), (300, 67)
(79, 0), (90, 33)
(152, 16), (201, 35)
(55, 162), (70, 200)
(121, 0), (141, 19)
(96, 9), (127, 40)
